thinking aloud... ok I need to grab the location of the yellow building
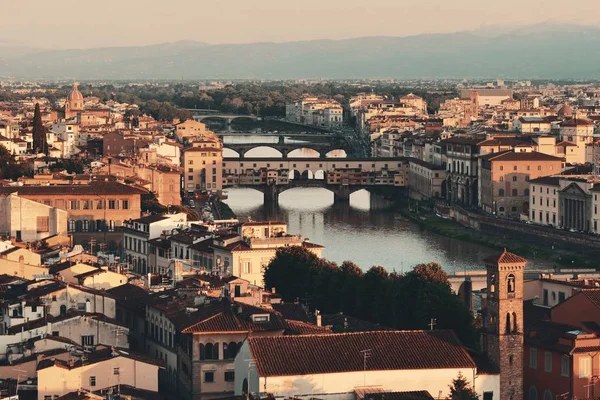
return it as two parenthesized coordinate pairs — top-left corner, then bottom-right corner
(182, 138), (224, 194)
(174, 119), (211, 142)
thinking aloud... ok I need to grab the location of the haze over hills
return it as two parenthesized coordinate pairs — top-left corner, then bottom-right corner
(1, 25), (600, 80)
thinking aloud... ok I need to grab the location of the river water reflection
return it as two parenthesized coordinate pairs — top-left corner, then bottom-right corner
(224, 187), (550, 272)
(219, 129), (549, 272)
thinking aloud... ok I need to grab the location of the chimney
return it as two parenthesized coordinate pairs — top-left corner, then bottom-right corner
(271, 287), (276, 294)
(316, 310), (322, 327)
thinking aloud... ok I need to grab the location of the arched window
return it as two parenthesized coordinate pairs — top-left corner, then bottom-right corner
(199, 343), (206, 360)
(511, 206), (517, 212)
(205, 343), (213, 360)
(499, 207), (505, 212)
(507, 274), (516, 293)
(512, 176), (517, 182)
(500, 166), (504, 171)
(525, 189), (530, 196)
(230, 341), (238, 359)
(202, 342), (219, 360)
(512, 312), (518, 333)
(538, 166), (542, 171)
(514, 165), (518, 171)
(500, 176), (504, 182)
(543, 390), (552, 400)
(506, 313), (511, 334)
(499, 189), (505, 196)
(529, 386), (538, 400)
(512, 188), (518, 196)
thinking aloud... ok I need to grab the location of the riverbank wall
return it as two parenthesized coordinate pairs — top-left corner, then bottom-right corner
(449, 205), (600, 252)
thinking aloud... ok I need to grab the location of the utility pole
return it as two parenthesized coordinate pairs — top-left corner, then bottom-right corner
(359, 349), (371, 387)
(13, 367), (26, 398)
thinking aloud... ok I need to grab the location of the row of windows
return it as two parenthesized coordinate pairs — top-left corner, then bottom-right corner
(188, 159), (217, 165)
(199, 341), (242, 361)
(499, 175), (529, 182)
(231, 162), (401, 169)
(530, 210), (557, 224)
(500, 165), (548, 172)
(498, 189), (528, 197)
(126, 236), (147, 254)
(532, 186), (556, 195)
(63, 199), (129, 210)
(529, 348), (569, 376)
(68, 219), (117, 233)
(531, 196), (555, 208)
(203, 370), (235, 383)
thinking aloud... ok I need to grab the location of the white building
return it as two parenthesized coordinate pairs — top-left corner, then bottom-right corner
(558, 118), (596, 164)
(286, 97), (343, 127)
(0, 193), (67, 242)
(235, 330), (499, 400)
(123, 213), (187, 275)
(37, 347), (161, 400)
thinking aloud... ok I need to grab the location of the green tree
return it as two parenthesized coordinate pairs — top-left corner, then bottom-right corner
(32, 103), (48, 155)
(263, 247), (478, 348)
(449, 372), (478, 400)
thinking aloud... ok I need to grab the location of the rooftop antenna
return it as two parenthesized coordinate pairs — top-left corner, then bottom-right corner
(359, 349), (371, 387)
(429, 318), (437, 330)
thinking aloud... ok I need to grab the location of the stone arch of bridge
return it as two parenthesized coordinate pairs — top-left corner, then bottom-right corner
(324, 149), (348, 158)
(286, 147), (323, 158)
(224, 145), (285, 158)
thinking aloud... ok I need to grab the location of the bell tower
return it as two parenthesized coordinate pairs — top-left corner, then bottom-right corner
(483, 249), (525, 400)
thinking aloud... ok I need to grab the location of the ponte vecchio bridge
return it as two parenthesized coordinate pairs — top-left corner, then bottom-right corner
(222, 157), (408, 204)
(221, 134), (352, 159)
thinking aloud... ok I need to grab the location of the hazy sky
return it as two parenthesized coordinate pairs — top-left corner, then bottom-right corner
(3, 0), (599, 49)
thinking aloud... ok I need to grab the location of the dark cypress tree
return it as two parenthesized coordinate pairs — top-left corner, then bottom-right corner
(32, 103), (48, 155)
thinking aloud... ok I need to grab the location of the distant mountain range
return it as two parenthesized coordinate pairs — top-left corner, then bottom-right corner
(1, 25), (600, 80)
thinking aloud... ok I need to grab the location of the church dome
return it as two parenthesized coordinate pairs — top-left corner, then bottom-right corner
(67, 83), (83, 102)
(558, 103), (573, 117)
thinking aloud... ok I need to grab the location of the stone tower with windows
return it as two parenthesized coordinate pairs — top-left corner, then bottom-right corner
(483, 249), (526, 400)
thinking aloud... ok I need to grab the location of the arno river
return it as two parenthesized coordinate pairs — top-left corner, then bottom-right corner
(216, 123), (548, 272)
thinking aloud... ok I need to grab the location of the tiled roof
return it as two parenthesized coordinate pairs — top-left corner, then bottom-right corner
(529, 176), (560, 186)
(556, 141), (578, 147)
(581, 289), (600, 309)
(484, 249), (527, 265)
(284, 319), (332, 335)
(561, 118), (595, 127)
(0, 182), (147, 196)
(480, 150), (563, 162)
(321, 313), (392, 333)
(248, 330), (475, 377)
(271, 303), (312, 322)
(180, 301), (286, 333)
(132, 214), (169, 224)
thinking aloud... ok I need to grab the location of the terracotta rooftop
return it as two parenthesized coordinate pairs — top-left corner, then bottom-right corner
(0, 182), (147, 196)
(248, 330), (475, 377)
(484, 249), (528, 265)
(561, 117), (595, 127)
(480, 150), (563, 162)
